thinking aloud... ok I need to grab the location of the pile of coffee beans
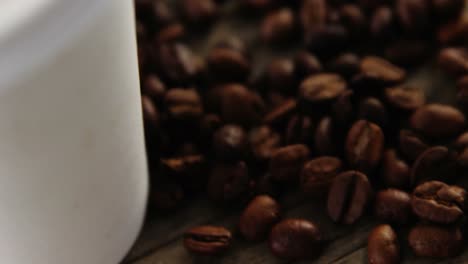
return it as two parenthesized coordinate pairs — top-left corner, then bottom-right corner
(135, 0), (468, 261)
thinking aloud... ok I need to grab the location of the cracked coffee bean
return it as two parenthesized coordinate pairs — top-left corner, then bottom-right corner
(184, 225), (232, 255)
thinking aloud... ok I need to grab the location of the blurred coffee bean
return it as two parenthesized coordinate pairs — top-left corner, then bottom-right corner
(248, 126), (281, 164)
(327, 171), (373, 224)
(375, 189), (412, 224)
(285, 115), (314, 145)
(327, 53), (360, 79)
(142, 95), (160, 129)
(155, 23), (186, 44)
(213, 125), (248, 161)
(298, 73), (347, 114)
(454, 131), (468, 150)
(263, 98), (297, 127)
(385, 40), (430, 66)
(338, 4), (366, 39)
(239, 195), (281, 241)
(457, 75), (468, 106)
(370, 6), (398, 41)
(346, 120), (385, 173)
(184, 225), (232, 255)
(142, 74), (166, 105)
(261, 8), (297, 44)
(438, 47), (468, 77)
(181, 0), (218, 25)
(207, 47), (251, 83)
(354, 56), (406, 93)
(265, 58), (296, 94)
(269, 219), (323, 260)
(208, 161), (250, 203)
(367, 225), (400, 264)
(294, 51), (322, 79)
(300, 156), (343, 196)
(269, 144), (310, 183)
(382, 149), (411, 189)
(410, 146), (457, 185)
(384, 85), (425, 113)
(437, 13), (468, 45)
(410, 104), (466, 139)
(199, 114), (222, 147)
(412, 181), (466, 224)
(396, 0), (431, 34)
(398, 130), (429, 162)
(357, 97), (389, 128)
(331, 90), (355, 129)
(432, 0), (465, 22)
(305, 25), (349, 58)
(156, 43), (198, 85)
(164, 88), (203, 122)
(315, 116), (339, 156)
(408, 224), (463, 258)
(300, 0), (327, 33)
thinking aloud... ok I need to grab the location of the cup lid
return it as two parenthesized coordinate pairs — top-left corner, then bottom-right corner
(0, 0), (109, 88)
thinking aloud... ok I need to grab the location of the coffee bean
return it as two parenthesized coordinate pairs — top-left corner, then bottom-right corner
(370, 7), (397, 41)
(432, 0), (465, 22)
(265, 58), (296, 94)
(269, 144), (310, 183)
(339, 4), (366, 39)
(315, 116), (339, 156)
(207, 161), (250, 203)
(142, 95), (160, 129)
(181, 0), (218, 25)
(410, 104), (466, 139)
(263, 98), (297, 127)
(412, 181), (466, 224)
(385, 39), (430, 67)
(331, 89), (355, 129)
(457, 75), (468, 106)
(285, 115), (314, 145)
(346, 120), (385, 173)
(300, 0), (327, 34)
(142, 75), (166, 105)
(408, 224), (463, 258)
(199, 114), (222, 147)
(375, 189), (412, 224)
(298, 73), (347, 114)
(215, 36), (249, 57)
(438, 47), (468, 77)
(155, 23), (186, 44)
(184, 225), (232, 255)
(305, 25), (349, 58)
(355, 56), (406, 91)
(398, 130), (429, 162)
(384, 85), (425, 113)
(239, 195), (281, 241)
(327, 53), (360, 79)
(367, 225), (400, 264)
(207, 47), (251, 83)
(357, 97), (389, 128)
(156, 43), (198, 86)
(454, 131), (468, 150)
(161, 155), (208, 193)
(396, 0), (431, 34)
(213, 125), (248, 161)
(164, 88), (203, 124)
(300, 156), (343, 196)
(294, 51), (322, 79)
(381, 149), (410, 189)
(411, 146), (457, 185)
(261, 8), (297, 44)
(437, 13), (468, 45)
(269, 219), (323, 260)
(327, 171), (373, 224)
(248, 126), (281, 163)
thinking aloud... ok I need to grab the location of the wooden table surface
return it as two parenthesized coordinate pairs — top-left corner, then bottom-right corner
(124, 2), (468, 263)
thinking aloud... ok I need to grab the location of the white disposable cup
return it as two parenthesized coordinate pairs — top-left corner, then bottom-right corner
(0, 1), (147, 263)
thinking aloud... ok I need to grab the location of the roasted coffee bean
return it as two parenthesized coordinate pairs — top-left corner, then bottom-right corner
(375, 189), (412, 224)
(457, 75), (468, 106)
(239, 195), (281, 241)
(269, 219), (323, 260)
(184, 225), (232, 255)
(438, 47), (468, 77)
(142, 75), (166, 105)
(207, 47), (251, 83)
(327, 171), (373, 224)
(354, 56), (406, 91)
(338, 4), (366, 39)
(411, 146), (457, 185)
(300, 156), (343, 196)
(381, 149), (410, 189)
(357, 97), (388, 128)
(410, 104), (466, 139)
(142, 95), (160, 128)
(261, 8), (297, 44)
(327, 53), (360, 79)
(269, 144), (310, 183)
(300, 0), (327, 33)
(263, 98), (297, 127)
(161, 155), (207, 193)
(454, 131), (468, 150)
(298, 73), (347, 113)
(437, 13), (468, 45)
(181, 0), (218, 25)
(346, 120), (385, 173)
(156, 43), (198, 85)
(285, 115), (314, 145)
(248, 126), (281, 163)
(207, 161), (250, 203)
(213, 125), (248, 161)
(164, 88), (203, 122)
(214, 36), (249, 57)
(384, 85), (425, 113)
(408, 224), (463, 258)
(398, 130), (429, 162)
(367, 225), (400, 264)
(265, 58), (296, 94)
(432, 0), (465, 22)
(294, 51), (322, 79)
(385, 39), (430, 67)
(412, 181), (466, 224)
(396, 0), (431, 34)
(370, 7), (397, 41)
(211, 84), (265, 127)
(305, 24), (349, 58)
(315, 116), (338, 156)
(155, 23), (186, 44)
(331, 89), (355, 129)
